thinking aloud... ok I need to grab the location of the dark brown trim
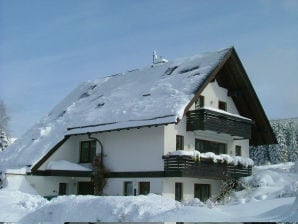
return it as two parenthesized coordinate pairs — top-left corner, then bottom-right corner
(66, 121), (175, 136)
(106, 171), (165, 178)
(31, 136), (70, 172)
(30, 170), (92, 177)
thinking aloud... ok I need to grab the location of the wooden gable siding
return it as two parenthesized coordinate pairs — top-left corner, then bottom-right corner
(215, 49), (277, 146)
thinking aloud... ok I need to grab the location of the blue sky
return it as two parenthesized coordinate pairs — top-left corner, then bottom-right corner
(0, 0), (298, 137)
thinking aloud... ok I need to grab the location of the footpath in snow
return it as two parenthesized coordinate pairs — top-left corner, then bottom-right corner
(0, 162), (297, 223)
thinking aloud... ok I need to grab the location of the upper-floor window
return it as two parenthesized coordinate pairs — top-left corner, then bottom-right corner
(218, 101), (227, 111)
(176, 135), (184, 151)
(195, 95), (205, 109)
(80, 140), (96, 163)
(195, 139), (227, 155)
(235, 145), (242, 156)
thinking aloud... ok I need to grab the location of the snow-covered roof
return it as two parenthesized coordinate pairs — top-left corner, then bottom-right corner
(0, 47), (232, 169)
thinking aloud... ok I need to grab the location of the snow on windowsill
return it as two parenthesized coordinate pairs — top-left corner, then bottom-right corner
(166, 150), (254, 167)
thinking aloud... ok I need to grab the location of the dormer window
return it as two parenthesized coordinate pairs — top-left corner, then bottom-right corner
(195, 95), (205, 109)
(218, 101), (227, 111)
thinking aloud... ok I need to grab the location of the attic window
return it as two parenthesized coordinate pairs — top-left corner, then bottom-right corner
(179, 66), (200, 74)
(163, 66), (178, 76)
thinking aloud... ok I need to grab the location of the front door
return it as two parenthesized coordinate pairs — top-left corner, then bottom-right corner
(78, 182), (94, 195)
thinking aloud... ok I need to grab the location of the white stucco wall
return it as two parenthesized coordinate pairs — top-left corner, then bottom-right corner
(39, 126), (165, 172)
(26, 175), (91, 196)
(162, 177), (221, 201)
(200, 80), (239, 114)
(104, 178), (164, 196)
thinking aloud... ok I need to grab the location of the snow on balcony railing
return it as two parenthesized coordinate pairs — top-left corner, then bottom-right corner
(166, 150), (254, 168)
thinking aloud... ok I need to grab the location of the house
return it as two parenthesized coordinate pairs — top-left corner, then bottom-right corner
(0, 47), (276, 201)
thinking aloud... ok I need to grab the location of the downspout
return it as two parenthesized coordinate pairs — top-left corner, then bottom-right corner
(87, 133), (104, 167)
(87, 133), (105, 195)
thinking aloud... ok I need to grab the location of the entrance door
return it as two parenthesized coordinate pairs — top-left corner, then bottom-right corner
(78, 182), (94, 195)
(194, 184), (210, 202)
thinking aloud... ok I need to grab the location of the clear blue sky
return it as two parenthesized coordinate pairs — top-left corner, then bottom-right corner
(0, 0), (297, 138)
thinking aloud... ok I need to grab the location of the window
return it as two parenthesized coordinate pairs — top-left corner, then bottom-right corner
(59, 183), (67, 195)
(124, 181), (133, 196)
(80, 141), (96, 163)
(176, 135), (184, 151)
(78, 182), (94, 195)
(194, 184), (210, 202)
(218, 101), (227, 111)
(139, 182), (150, 195)
(175, 182), (183, 201)
(195, 95), (205, 109)
(195, 139), (227, 155)
(235, 145), (242, 156)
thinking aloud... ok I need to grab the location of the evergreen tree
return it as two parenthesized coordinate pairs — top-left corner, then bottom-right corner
(250, 118), (298, 165)
(0, 129), (9, 151)
(0, 99), (10, 151)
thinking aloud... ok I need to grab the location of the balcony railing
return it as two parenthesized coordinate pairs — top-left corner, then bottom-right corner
(162, 155), (252, 179)
(186, 108), (254, 139)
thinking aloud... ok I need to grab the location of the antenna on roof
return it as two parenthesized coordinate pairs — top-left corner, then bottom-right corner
(153, 50), (168, 65)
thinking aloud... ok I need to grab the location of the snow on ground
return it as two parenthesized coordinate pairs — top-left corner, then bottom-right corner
(0, 162), (297, 223)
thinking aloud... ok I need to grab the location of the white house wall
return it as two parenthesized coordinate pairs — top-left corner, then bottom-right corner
(39, 126), (165, 172)
(200, 80), (239, 114)
(104, 178), (164, 196)
(26, 175), (90, 197)
(162, 177), (221, 201)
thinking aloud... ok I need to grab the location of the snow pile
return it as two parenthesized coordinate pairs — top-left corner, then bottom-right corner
(0, 47), (231, 170)
(0, 162), (297, 222)
(46, 160), (91, 171)
(167, 150), (254, 167)
(230, 162), (298, 204)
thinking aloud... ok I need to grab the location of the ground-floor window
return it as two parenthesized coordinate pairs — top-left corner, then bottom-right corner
(59, 183), (67, 195)
(175, 182), (183, 201)
(124, 181), (133, 196)
(78, 182), (94, 195)
(139, 182), (150, 195)
(194, 184), (210, 202)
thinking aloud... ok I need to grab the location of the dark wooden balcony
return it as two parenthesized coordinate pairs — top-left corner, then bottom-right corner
(163, 155), (252, 179)
(186, 108), (254, 139)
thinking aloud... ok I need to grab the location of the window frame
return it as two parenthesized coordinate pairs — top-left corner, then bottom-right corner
(195, 95), (205, 109)
(124, 181), (133, 196)
(175, 182), (183, 201)
(176, 135), (184, 151)
(194, 184), (211, 202)
(139, 182), (150, 195)
(235, 145), (242, 156)
(218, 101), (227, 111)
(195, 139), (227, 155)
(80, 140), (96, 163)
